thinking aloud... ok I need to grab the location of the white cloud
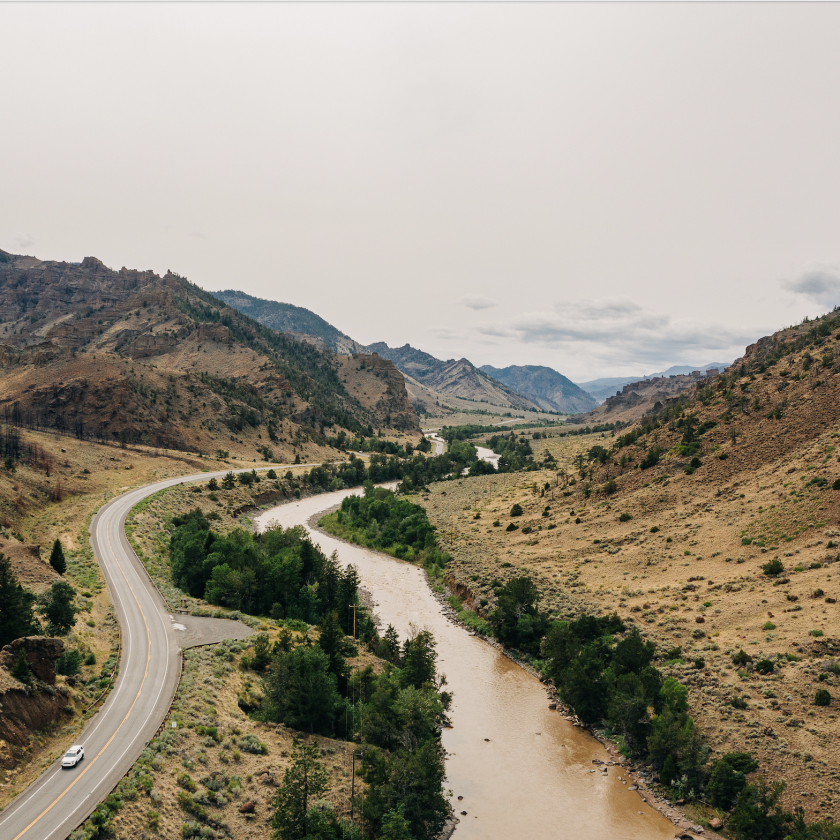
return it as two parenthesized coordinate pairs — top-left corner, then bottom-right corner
(12, 232), (34, 251)
(473, 296), (753, 370)
(459, 294), (497, 311)
(783, 265), (840, 312)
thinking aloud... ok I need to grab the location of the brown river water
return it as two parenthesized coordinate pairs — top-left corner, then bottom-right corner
(255, 489), (676, 840)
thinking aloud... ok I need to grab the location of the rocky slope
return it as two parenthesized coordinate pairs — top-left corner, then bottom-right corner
(368, 342), (539, 411)
(0, 637), (69, 768)
(211, 289), (368, 355)
(572, 368), (723, 425)
(0, 250), (419, 460)
(578, 362), (730, 404)
(480, 363), (597, 413)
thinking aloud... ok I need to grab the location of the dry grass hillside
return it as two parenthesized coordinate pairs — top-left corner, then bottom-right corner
(414, 311), (840, 824)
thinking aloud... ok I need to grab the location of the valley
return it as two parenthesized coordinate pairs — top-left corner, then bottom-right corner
(2, 247), (840, 840)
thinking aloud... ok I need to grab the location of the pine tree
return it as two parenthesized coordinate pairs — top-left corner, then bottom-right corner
(271, 738), (330, 840)
(0, 554), (40, 647)
(40, 580), (78, 636)
(49, 539), (66, 575)
(11, 649), (31, 682)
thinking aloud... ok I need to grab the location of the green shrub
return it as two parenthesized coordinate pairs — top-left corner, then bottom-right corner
(506, 523), (518, 532)
(11, 650), (31, 682)
(755, 658), (775, 675)
(762, 558), (785, 577)
(237, 733), (267, 754)
(619, 513), (632, 522)
(56, 649), (82, 676)
(510, 503), (523, 517)
(815, 689), (831, 706)
(811, 629), (824, 637)
(639, 446), (662, 470)
(177, 773), (196, 792)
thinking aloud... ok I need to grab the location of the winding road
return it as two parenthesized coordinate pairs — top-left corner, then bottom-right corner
(0, 466), (264, 840)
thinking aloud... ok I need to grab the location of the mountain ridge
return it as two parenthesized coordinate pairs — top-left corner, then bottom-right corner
(367, 342), (540, 411)
(211, 289), (368, 355)
(479, 364), (597, 414)
(0, 250), (418, 461)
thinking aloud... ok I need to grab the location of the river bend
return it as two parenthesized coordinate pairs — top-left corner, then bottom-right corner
(255, 489), (675, 840)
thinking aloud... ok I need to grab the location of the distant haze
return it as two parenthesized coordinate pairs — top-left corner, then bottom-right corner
(2, 4), (840, 378)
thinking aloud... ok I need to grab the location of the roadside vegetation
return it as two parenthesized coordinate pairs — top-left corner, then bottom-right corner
(70, 480), (452, 840)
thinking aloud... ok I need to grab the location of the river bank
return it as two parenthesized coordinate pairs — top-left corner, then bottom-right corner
(309, 508), (707, 839)
(257, 488), (678, 840)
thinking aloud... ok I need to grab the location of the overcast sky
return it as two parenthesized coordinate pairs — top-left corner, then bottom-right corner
(3, 3), (840, 381)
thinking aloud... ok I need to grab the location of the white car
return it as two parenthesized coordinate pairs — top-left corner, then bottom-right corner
(61, 745), (84, 768)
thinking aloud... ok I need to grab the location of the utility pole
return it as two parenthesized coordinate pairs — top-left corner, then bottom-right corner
(349, 604), (369, 640)
(350, 747), (365, 819)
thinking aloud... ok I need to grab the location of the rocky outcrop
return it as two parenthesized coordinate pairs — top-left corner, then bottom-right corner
(352, 353), (420, 431)
(573, 369), (719, 425)
(0, 341), (66, 369)
(0, 637), (64, 684)
(0, 637), (69, 767)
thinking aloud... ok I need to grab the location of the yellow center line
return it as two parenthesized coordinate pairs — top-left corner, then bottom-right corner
(12, 505), (153, 840)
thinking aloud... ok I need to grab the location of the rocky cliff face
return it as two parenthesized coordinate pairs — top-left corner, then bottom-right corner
(0, 637), (69, 768)
(573, 369), (720, 425)
(337, 353), (419, 431)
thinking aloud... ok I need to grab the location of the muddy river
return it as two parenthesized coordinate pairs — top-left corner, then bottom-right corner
(255, 489), (675, 839)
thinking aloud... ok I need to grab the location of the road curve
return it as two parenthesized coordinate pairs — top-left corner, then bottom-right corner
(0, 465), (284, 840)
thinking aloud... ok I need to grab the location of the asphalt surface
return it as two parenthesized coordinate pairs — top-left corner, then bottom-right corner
(0, 464), (284, 840)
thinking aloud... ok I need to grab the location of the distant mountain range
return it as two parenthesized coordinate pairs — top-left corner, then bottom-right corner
(211, 291), (550, 411)
(479, 364), (597, 413)
(368, 343), (539, 411)
(211, 290), (367, 355)
(211, 289), (733, 417)
(576, 362), (731, 403)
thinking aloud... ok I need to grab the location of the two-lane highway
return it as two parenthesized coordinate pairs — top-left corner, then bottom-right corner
(0, 466), (266, 840)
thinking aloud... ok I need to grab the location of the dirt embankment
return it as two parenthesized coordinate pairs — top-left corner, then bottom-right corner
(0, 637), (69, 769)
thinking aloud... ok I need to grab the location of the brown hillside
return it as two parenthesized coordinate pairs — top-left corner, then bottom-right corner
(0, 251), (419, 460)
(416, 310), (840, 823)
